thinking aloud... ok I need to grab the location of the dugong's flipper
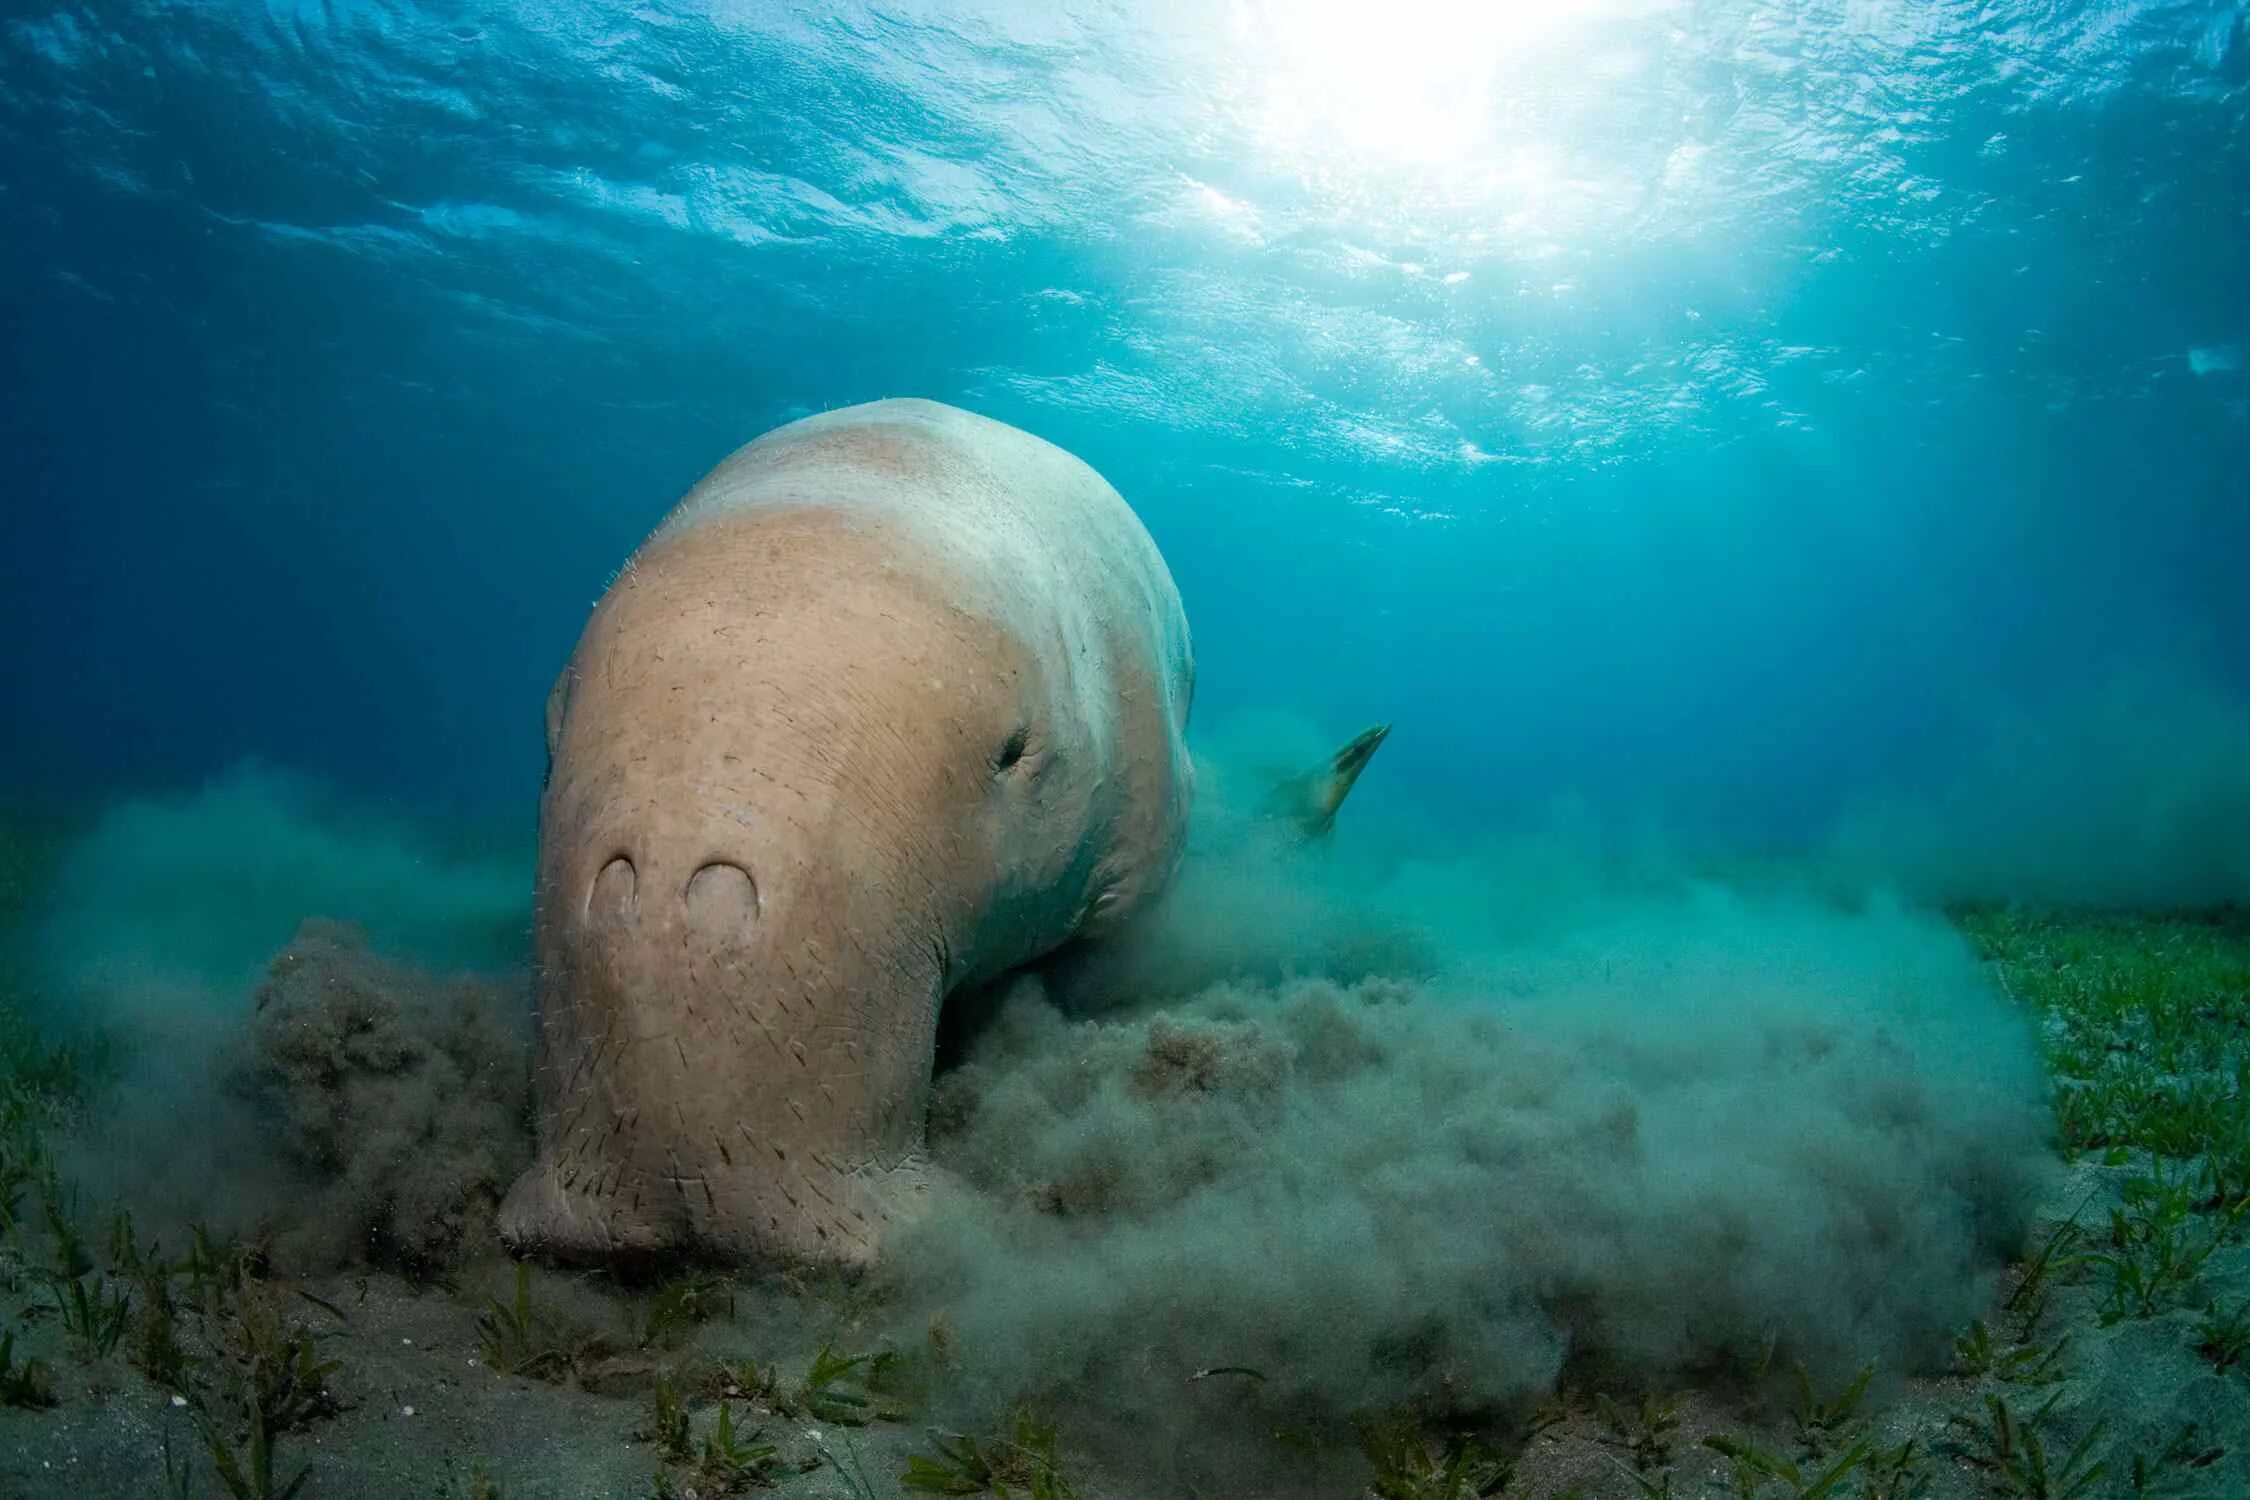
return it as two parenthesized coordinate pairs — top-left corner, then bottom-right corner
(1265, 723), (1391, 839)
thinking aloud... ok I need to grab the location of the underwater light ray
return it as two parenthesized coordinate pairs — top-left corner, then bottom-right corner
(1226, 0), (1629, 226)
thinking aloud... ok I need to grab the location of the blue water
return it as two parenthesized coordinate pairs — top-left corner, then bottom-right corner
(3, 0), (2246, 857)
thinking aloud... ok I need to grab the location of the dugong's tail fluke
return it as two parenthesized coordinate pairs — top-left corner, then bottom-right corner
(1269, 723), (1391, 839)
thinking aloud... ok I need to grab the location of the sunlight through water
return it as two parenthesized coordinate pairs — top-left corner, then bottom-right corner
(1233, 0), (1602, 178)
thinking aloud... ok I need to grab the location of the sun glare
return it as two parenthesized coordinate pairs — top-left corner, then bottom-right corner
(1232, 0), (1594, 179)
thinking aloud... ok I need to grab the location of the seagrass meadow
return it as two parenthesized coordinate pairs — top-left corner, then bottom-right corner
(0, 795), (2246, 1499)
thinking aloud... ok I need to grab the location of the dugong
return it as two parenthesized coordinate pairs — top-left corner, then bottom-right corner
(498, 399), (1197, 1267)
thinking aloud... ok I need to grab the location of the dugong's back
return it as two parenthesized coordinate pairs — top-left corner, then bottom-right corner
(669, 399), (1192, 729)
(504, 399), (1194, 1267)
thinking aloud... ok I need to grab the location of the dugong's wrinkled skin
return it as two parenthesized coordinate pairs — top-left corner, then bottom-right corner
(498, 400), (1195, 1268)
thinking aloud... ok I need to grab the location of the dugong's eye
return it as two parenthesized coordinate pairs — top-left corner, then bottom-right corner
(993, 724), (1032, 776)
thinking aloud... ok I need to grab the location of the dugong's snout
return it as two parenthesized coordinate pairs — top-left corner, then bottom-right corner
(500, 779), (943, 1270)
(570, 844), (761, 953)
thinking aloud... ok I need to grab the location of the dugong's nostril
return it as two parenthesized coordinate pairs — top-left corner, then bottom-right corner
(589, 856), (637, 920)
(686, 861), (759, 929)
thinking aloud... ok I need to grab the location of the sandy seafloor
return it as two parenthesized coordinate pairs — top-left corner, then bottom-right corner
(1, 810), (2245, 1500)
(4, 1161), (2243, 1499)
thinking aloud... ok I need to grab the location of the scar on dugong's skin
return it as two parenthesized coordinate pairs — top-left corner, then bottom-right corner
(498, 399), (1384, 1269)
